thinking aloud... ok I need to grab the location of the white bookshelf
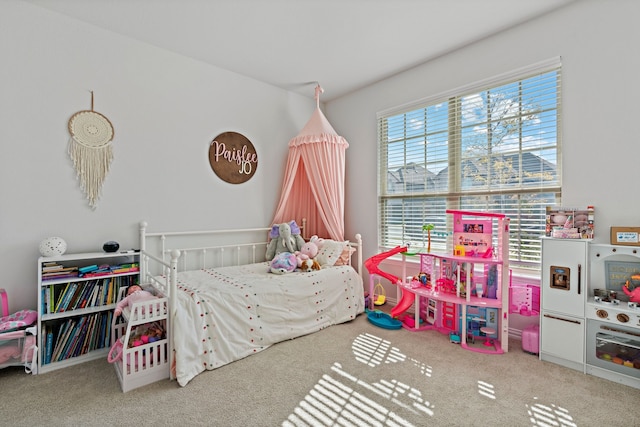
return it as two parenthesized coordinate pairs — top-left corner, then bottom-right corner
(37, 251), (139, 374)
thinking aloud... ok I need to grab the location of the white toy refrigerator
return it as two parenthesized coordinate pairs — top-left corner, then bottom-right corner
(540, 238), (588, 372)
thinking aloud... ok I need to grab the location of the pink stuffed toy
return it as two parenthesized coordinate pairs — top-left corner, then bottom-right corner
(623, 279), (640, 303)
(295, 241), (319, 267)
(114, 285), (157, 316)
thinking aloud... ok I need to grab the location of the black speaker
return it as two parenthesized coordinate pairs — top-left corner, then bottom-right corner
(103, 241), (120, 253)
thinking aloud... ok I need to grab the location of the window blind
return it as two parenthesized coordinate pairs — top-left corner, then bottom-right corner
(377, 58), (562, 268)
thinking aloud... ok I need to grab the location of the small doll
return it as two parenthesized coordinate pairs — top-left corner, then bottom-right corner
(114, 285), (157, 316)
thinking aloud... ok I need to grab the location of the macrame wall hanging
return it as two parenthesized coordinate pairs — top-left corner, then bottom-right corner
(67, 91), (115, 209)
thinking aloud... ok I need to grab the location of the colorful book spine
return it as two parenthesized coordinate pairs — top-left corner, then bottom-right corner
(78, 264), (98, 274)
(58, 283), (78, 312)
(54, 283), (71, 313)
(44, 328), (53, 365)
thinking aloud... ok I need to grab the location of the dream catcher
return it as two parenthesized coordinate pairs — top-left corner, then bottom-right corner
(68, 92), (114, 209)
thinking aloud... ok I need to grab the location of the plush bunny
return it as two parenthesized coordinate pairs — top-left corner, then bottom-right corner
(295, 240), (319, 267)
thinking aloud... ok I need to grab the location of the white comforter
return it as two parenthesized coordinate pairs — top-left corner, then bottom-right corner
(171, 262), (364, 386)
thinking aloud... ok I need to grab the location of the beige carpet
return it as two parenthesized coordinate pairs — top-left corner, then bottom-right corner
(2, 313), (639, 427)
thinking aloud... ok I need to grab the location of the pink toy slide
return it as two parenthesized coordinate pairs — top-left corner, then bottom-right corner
(390, 290), (414, 318)
(364, 246), (415, 319)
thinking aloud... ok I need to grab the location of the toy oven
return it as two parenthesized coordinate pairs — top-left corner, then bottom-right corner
(586, 319), (640, 381)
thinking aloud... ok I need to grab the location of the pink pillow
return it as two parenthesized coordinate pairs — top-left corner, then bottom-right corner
(334, 244), (356, 266)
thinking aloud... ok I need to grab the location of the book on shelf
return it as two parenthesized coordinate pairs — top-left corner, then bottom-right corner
(80, 271), (113, 278)
(59, 317), (85, 361)
(78, 264), (98, 274)
(42, 271), (80, 281)
(58, 283), (78, 312)
(44, 326), (53, 365)
(106, 278), (114, 305)
(66, 285), (85, 311)
(68, 316), (90, 358)
(42, 261), (60, 268)
(51, 318), (75, 362)
(81, 314), (98, 355)
(111, 266), (140, 274)
(42, 287), (48, 314)
(53, 283), (71, 312)
(51, 320), (67, 360)
(42, 266), (78, 274)
(87, 313), (101, 353)
(78, 281), (97, 309)
(95, 311), (110, 350)
(89, 282), (102, 308)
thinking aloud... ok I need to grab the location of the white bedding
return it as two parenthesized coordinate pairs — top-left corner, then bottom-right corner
(170, 262), (364, 386)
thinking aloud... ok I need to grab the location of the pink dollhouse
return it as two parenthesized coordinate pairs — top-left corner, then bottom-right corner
(380, 210), (511, 354)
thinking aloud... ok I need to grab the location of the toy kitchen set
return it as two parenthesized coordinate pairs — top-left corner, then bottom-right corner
(541, 210), (640, 390)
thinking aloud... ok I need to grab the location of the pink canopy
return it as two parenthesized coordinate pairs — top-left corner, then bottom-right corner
(271, 86), (348, 240)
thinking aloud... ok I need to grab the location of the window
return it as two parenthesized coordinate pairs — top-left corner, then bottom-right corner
(377, 59), (561, 269)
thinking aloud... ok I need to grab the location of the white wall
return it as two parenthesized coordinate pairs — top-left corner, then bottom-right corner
(0, 1), (315, 310)
(327, 0), (640, 296)
(4, 0), (640, 314)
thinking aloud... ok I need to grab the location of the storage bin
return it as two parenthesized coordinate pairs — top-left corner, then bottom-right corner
(522, 324), (540, 355)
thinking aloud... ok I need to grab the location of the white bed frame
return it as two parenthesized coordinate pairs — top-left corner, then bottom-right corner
(137, 220), (363, 381)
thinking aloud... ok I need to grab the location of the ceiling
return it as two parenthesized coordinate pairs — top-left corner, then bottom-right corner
(23, 0), (575, 102)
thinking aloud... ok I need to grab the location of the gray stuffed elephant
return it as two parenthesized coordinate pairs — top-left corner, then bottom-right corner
(265, 220), (305, 261)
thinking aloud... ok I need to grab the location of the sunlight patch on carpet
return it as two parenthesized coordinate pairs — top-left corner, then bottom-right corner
(282, 362), (434, 427)
(526, 397), (577, 427)
(352, 333), (432, 378)
(352, 333), (405, 367)
(477, 380), (496, 399)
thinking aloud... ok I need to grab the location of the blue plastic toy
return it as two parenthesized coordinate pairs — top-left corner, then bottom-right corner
(366, 310), (402, 330)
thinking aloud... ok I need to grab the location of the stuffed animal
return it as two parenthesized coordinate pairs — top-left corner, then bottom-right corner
(623, 279), (640, 303)
(295, 240), (319, 268)
(309, 235), (325, 250)
(299, 258), (321, 272)
(265, 220), (305, 261)
(129, 324), (165, 347)
(269, 252), (298, 274)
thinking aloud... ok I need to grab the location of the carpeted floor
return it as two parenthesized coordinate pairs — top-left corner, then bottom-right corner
(2, 313), (639, 426)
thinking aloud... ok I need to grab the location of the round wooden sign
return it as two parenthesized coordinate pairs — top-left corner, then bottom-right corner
(208, 131), (258, 184)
